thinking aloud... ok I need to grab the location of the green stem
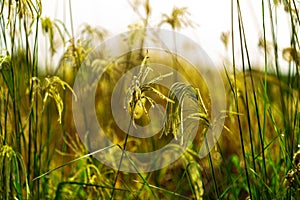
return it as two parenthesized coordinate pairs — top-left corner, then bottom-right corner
(110, 120), (132, 200)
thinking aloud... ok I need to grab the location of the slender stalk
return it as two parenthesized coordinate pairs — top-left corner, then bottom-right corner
(10, 4), (20, 152)
(206, 139), (219, 198)
(267, 0), (288, 133)
(110, 119), (133, 200)
(231, 0), (253, 198)
(33, 12), (40, 200)
(237, 0), (268, 195)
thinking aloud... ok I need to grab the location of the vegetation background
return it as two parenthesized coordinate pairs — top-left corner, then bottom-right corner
(0, 0), (299, 199)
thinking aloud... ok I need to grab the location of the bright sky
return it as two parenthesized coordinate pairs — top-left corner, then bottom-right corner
(42, 0), (292, 71)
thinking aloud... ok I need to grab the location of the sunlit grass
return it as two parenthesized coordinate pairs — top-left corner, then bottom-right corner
(0, 0), (299, 199)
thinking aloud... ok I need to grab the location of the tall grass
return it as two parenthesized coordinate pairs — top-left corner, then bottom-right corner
(0, 0), (299, 199)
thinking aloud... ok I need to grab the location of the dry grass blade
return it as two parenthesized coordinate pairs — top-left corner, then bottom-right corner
(0, 145), (30, 199)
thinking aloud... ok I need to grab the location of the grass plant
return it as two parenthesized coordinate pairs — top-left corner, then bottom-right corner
(0, 0), (299, 199)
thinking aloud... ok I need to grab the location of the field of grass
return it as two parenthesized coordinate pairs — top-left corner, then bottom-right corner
(0, 0), (299, 199)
